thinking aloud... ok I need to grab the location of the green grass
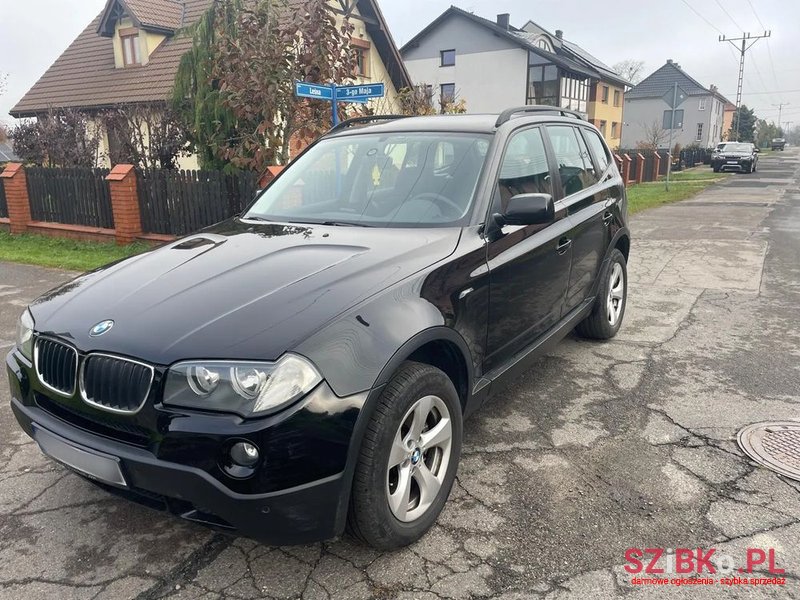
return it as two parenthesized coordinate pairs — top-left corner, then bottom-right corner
(627, 172), (727, 215)
(0, 231), (150, 272)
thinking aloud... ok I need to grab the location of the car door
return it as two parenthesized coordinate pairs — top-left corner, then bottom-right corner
(484, 126), (572, 372)
(544, 124), (613, 314)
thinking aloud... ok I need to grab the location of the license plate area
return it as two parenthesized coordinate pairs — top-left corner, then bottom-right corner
(32, 423), (127, 487)
(727, 160), (739, 164)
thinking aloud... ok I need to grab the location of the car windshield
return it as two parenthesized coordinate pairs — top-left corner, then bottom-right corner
(245, 132), (490, 227)
(722, 143), (752, 152)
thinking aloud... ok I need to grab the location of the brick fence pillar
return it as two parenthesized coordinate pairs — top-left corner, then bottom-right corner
(622, 153), (632, 183)
(652, 152), (661, 181)
(0, 163), (32, 234)
(106, 164), (142, 245)
(635, 153), (646, 183)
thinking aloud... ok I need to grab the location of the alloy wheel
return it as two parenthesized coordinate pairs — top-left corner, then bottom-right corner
(606, 262), (625, 327)
(386, 395), (453, 522)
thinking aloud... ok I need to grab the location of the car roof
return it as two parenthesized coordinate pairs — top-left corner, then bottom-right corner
(326, 113), (588, 137)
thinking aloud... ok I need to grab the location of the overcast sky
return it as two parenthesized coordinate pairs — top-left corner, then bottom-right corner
(2, 0), (799, 128)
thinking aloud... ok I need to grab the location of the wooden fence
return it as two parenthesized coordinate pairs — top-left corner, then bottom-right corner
(137, 169), (259, 236)
(26, 167), (114, 229)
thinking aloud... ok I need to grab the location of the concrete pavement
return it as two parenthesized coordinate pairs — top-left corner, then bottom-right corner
(1, 149), (799, 599)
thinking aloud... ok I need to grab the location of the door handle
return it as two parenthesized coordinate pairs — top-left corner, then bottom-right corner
(556, 237), (572, 255)
(603, 211), (614, 225)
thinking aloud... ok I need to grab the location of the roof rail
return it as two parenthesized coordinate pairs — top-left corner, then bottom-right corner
(495, 105), (584, 127)
(328, 115), (410, 134)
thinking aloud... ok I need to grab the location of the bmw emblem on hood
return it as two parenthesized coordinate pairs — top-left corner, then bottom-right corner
(89, 320), (115, 336)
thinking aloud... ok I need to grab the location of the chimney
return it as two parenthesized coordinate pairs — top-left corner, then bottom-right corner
(667, 59), (673, 64)
(497, 13), (510, 30)
(555, 29), (563, 39)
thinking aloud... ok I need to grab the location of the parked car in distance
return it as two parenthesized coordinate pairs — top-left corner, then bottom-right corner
(7, 107), (630, 550)
(711, 142), (759, 173)
(771, 138), (786, 151)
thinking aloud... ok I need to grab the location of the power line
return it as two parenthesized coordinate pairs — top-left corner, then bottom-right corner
(745, 0), (782, 101)
(714, 0), (744, 31)
(772, 102), (790, 127)
(679, 0), (724, 34)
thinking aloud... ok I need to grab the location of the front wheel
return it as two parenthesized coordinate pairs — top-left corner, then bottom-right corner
(576, 248), (628, 339)
(348, 361), (462, 549)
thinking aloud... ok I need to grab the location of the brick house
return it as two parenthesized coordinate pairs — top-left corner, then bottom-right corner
(10, 0), (411, 169)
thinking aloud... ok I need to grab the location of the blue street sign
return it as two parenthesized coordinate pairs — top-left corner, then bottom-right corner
(294, 81), (385, 126)
(294, 81), (334, 101)
(336, 83), (385, 101)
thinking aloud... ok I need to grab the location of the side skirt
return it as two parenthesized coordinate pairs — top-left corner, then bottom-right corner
(473, 297), (595, 406)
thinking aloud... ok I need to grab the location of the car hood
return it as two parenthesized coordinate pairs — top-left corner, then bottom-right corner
(30, 219), (462, 365)
(721, 152), (753, 158)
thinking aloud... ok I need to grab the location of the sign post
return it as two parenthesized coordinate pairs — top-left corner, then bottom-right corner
(294, 81), (386, 127)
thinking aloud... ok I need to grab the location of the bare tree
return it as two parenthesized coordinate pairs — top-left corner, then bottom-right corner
(637, 120), (669, 150)
(0, 72), (7, 97)
(613, 59), (645, 85)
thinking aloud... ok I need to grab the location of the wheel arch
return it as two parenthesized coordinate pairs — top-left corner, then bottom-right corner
(373, 327), (474, 413)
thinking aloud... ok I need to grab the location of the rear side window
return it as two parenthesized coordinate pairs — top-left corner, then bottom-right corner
(497, 128), (552, 211)
(582, 128), (610, 173)
(545, 125), (598, 196)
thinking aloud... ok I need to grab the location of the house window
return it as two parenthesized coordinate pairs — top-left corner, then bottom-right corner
(353, 48), (369, 77)
(440, 83), (456, 104)
(699, 98), (707, 111)
(601, 85), (609, 103)
(538, 39), (548, 49)
(696, 122), (704, 142)
(526, 64), (558, 106)
(662, 109), (684, 129)
(613, 89), (621, 107)
(611, 122), (618, 138)
(440, 49), (455, 67)
(121, 32), (141, 66)
(351, 39), (371, 78)
(599, 120), (607, 135)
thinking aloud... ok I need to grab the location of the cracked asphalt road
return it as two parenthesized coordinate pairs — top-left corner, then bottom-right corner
(1, 149), (800, 599)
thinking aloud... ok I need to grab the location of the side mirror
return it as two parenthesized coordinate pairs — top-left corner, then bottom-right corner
(753, 148), (760, 153)
(494, 193), (555, 227)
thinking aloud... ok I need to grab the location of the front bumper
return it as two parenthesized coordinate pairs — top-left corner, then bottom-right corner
(7, 349), (371, 545)
(713, 158), (753, 172)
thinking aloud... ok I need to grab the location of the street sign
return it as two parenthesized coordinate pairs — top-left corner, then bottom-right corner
(662, 85), (688, 108)
(294, 82), (334, 101)
(293, 81), (386, 126)
(336, 83), (385, 102)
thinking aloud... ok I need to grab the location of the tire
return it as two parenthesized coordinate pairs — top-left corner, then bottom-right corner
(348, 361), (463, 549)
(576, 248), (628, 340)
(712, 166), (720, 173)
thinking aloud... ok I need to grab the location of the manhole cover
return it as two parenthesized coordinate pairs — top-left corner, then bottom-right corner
(738, 422), (800, 481)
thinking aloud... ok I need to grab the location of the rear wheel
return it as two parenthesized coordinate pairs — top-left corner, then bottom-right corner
(576, 248), (627, 340)
(712, 165), (720, 173)
(348, 361), (462, 549)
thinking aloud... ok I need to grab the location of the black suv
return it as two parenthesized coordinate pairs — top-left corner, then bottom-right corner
(711, 142), (758, 173)
(771, 138), (786, 151)
(8, 107), (630, 549)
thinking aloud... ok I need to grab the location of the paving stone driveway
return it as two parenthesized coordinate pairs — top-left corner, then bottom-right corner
(1, 150), (799, 599)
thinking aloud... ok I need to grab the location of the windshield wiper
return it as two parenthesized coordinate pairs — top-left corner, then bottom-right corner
(320, 221), (372, 227)
(241, 215), (272, 223)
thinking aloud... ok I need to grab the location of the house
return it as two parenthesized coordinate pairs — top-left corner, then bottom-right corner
(621, 60), (731, 149)
(10, 0), (411, 169)
(721, 102), (737, 141)
(400, 7), (630, 148)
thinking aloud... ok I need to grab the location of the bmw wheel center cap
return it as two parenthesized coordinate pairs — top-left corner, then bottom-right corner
(89, 320), (115, 336)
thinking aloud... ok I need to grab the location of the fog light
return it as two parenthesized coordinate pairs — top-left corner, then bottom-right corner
(230, 441), (259, 467)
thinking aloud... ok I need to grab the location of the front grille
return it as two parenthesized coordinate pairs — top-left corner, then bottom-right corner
(35, 393), (150, 447)
(34, 338), (78, 396)
(80, 354), (154, 414)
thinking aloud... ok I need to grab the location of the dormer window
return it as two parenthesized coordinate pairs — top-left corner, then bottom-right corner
(121, 29), (141, 66)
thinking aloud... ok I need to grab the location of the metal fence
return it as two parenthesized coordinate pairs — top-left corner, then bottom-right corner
(0, 167), (7, 219)
(26, 167), (114, 228)
(137, 169), (259, 236)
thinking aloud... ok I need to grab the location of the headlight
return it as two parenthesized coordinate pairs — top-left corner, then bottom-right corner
(163, 354), (322, 417)
(16, 309), (34, 361)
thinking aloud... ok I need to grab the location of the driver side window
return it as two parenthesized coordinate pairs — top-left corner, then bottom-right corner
(497, 128), (552, 211)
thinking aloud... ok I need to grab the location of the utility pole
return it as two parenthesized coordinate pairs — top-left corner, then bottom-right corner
(666, 82), (678, 192)
(772, 102), (790, 128)
(719, 31), (771, 141)
(783, 121), (793, 136)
